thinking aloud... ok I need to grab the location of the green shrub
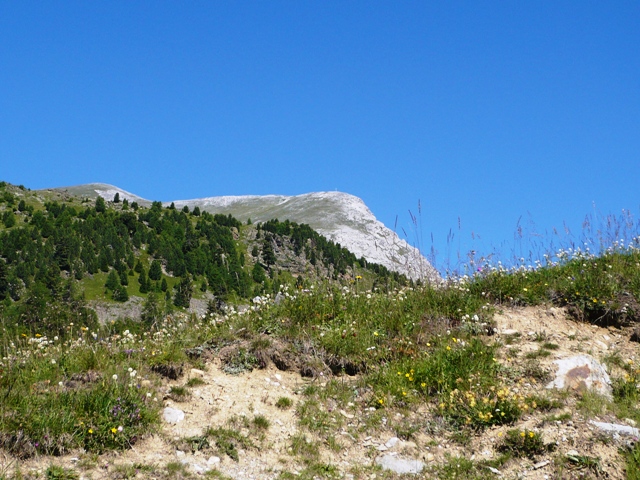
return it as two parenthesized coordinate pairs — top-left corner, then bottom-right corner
(497, 429), (551, 458)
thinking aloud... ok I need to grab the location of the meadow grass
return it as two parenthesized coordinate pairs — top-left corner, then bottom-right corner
(0, 210), (638, 476)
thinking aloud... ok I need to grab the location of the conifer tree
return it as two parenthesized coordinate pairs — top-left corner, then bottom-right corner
(138, 267), (150, 293)
(95, 196), (106, 213)
(173, 275), (193, 308)
(149, 259), (162, 281)
(105, 269), (120, 291)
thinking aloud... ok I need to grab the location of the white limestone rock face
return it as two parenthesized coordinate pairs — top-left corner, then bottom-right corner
(171, 191), (440, 282)
(546, 354), (612, 399)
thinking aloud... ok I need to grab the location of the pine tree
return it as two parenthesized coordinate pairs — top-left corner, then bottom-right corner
(113, 285), (129, 302)
(149, 259), (162, 281)
(139, 267), (149, 293)
(95, 196), (106, 213)
(252, 262), (266, 283)
(173, 275), (193, 308)
(113, 192), (120, 203)
(141, 292), (163, 325)
(105, 269), (120, 291)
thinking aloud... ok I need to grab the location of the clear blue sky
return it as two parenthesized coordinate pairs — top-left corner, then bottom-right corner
(1, 2), (639, 271)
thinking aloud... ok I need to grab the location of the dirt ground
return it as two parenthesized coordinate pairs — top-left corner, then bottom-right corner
(2, 305), (639, 479)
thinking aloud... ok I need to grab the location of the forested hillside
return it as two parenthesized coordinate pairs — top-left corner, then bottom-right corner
(0, 181), (406, 337)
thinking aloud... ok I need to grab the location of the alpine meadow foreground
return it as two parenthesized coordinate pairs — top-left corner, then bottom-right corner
(0, 182), (640, 478)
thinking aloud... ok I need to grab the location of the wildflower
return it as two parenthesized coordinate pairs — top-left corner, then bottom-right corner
(446, 346), (451, 351)
(529, 432), (535, 438)
(88, 429), (93, 434)
(111, 427), (117, 434)
(373, 331), (379, 336)
(118, 426), (123, 432)
(112, 374), (118, 381)
(520, 431), (525, 437)
(35, 334), (41, 338)
(421, 382), (426, 388)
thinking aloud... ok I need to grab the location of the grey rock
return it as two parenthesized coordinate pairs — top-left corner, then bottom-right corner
(375, 454), (424, 474)
(546, 354), (612, 399)
(163, 407), (185, 424)
(590, 421), (640, 437)
(385, 436), (400, 449)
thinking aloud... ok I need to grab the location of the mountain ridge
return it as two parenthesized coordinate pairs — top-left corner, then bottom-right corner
(54, 183), (439, 282)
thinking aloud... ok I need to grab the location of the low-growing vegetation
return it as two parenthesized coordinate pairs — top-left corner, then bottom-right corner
(0, 181), (639, 478)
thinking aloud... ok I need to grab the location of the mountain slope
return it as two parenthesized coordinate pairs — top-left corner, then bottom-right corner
(57, 184), (439, 282)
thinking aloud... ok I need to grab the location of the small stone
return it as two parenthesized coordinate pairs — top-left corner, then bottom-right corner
(595, 340), (608, 350)
(163, 407), (185, 424)
(207, 456), (221, 465)
(339, 409), (354, 419)
(566, 450), (579, 457)
(189, 462), (208, 474)
(424, 453), (435, 462)
(590, 420), (640, 437)
(274, 374), (282, 381)
(532, 460), (550, 469)
(376, 455), (425, 474)
(190, 368), (205, 377)
(487, 466), (502, 475)
(385, 437), (400, 449)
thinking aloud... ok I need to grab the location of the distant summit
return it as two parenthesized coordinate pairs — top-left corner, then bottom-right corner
(57, 184), (440, 282)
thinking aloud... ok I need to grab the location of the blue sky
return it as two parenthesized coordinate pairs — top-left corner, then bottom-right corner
(1, 2), (639, 271)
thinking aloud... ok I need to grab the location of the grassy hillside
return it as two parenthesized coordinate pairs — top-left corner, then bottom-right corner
(0, 180), (639, 478)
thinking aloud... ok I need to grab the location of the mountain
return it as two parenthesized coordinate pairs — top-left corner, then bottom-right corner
(55, 183), (439, 282)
